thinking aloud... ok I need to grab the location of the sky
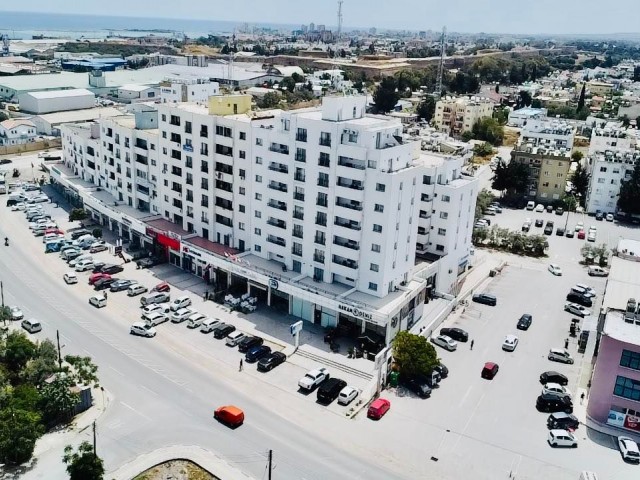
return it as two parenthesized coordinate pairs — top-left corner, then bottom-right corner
(1, 0), (638, 35)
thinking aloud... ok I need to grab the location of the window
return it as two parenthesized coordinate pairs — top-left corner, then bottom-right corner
(185, 156), (193, 168)
(614, 376), (640, 401)
(423, 175), (432, 185)
(370, 263), (379, 272)
(239, 205), (245, 213)
(438, 228), (446, 235)
(440, 212), (448, 219)
(255, 175), (262, 183)
(215, 125), (232, 137)
(436, 244), (445, 252)
(255, 210), (262, 218)
(373, 224), (382, 233)
(256, 138), (263, 146)
(185, 121), (192, 134)
(239, 222), (245, 231)
(376, 183), (386, 192)
(621, 350), (640, 371)
(201, 195), (209, 207)
(372, 244), (381, 253)
(597, 178), (605, 184)
(600, 166), (607, 172)
(374, 204), (384, 213)
(239, 187), (245, 195)
(255, 193), (262, 200)
(254, 228), (261, 235)
(441, 195), (451, 202)
(255, 245), (261, 252)
(239, 131), (246, 140)
(239, 150), (246, 159)
(368, 282), (378, 291)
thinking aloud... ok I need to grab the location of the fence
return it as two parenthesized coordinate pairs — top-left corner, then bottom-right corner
(0, 138), (61, 156)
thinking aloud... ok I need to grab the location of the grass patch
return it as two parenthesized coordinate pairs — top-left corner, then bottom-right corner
(133, 460), (219, 480)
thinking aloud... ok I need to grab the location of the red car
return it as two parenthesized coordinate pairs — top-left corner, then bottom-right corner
(367, 398), (391, 420)
(577, 229), (585, 240)
(89, 273), (112, 285)
(481, 362), (499, 380)
(45, 228), (64, 235)
(152, 281), (170, 293)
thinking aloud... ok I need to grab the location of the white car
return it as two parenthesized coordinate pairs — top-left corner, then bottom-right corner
(542, 383), (572, 398)
(69, 254), (93, 267)
(535, 204), (545, 212)
(587, 231), (596, 242)
(548, 348), (574, 364)
(298, 367), (330, 391)
(75, 259), (95, 272)
(588, 225), (597, 233)
(572, 284), (596, 298)
(89, 295), (107, 308)
(564, 302), (591, 317)
(588, 266), (609, 277)
(127, 284), (148, 296)
(606, 213), (614, 222)
(89, 241), (108, 253)
(502, 335), (519, 352)
(574, 221), (584, 232)
(548, 264), (563, 276)
(337, 386), (359, 406)
(63, 272), (78, 284)
(10, 306), (24, 320)
(618, 436), (640, 463)
(170, 307), (197, 323)
(548, 429), (577, 448)
(186, 312), (207, 328)
(141, 304), (171, 317)
(431, 334), (458, 351)
(130, 322), (157, 338)
(170, 295), (192, 312)
(143, 311), (169, 327)
(10, 202), (26, 211)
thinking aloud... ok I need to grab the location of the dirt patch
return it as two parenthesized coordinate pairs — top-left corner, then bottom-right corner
(502, 129), (519, 147)
(133, 460), (219, 480)
(182, 45), (219, 56)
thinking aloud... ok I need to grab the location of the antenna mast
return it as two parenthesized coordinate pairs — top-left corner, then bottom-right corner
(435, 26), (447, 97)
(337, 0), (344, 40)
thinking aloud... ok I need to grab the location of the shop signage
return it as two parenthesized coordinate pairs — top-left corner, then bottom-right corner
(121, 217), (132, 226)
(145, 227), (158, 238)
(167, 231), (181, 241)
(182, 246), (202, 258)
(338, 303), (372, 321)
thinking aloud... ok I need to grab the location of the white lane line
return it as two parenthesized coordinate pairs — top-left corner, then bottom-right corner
(109, 366), (124, 376)
(119, 401), (152, 421)
(458, 385), (473, 408)
(140, 385), (158, 397)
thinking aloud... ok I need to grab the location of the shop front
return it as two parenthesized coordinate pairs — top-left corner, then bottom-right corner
(146, 227), (181, 265)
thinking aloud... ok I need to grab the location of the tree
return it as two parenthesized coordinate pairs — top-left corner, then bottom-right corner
(516, 90), (532, 109)
(0, 407), (43, 465)
(280, 77), (296, 93)
(471, 117), (504, 145)
(372, 77), (399, 114)
(475, 189), (495, 221)
(38, 375), (80, 425)
(63, 441), (105, 480)
(618, 159), (640, 215)
(368, 42), (375, 54)
(621, 115), (630, 127)
(473, 142), (494, 157)
(0, 111), (8, 122)
(3, 332), (36, 381)
(22, 339), (59, 386)
(64, 355), (99, 387)
(592, 243), (611, 267)
(68, 208), (88, 221)
(392, 331), (439, 378)
(577, 83), (586, 112)
(491, 160), (529, 196)
(291, 72), (304, 84)
(493, 106), (509, 125)
(257, 92), (281, 109)
(92, 228), (103, 239)
(571, 151), (583, 162)
(0, 305), (11, 325)
(416, 96), (436, 121)
(495, 84), (500, 93)
(571, 163), (590, 206)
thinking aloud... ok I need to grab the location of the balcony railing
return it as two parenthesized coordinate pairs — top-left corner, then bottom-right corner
(314, 235), (326, 245)
(294, 172), (306, 182)
(268, 182), (288, 193)
(268, 200), (287, 211)
(293, 192), (305, 201)
(291, 248), (303, 257)
(332, 255), (357, 269)
(267, 218), (287, 229)
(268, 163), (289, 174)
(335, 199), (362, 211)
(334, 238), (359, 250)
(269, 144), (289, 155)
(296, 133), (307, 142)
(313, 253), (325, 263)
(292, 229), (304, 239)
(293, 211), (304, 220)
(338, 157), (365, 170)
(267, 235), (286, 247)
(337, 178), (364, 190)
(335, 219), (361, 231)
(295, 153), (306, 163)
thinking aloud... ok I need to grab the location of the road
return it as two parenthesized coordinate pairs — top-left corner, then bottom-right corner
(0, 205), (408, 480)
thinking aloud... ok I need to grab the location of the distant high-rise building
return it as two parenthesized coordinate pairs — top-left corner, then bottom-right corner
(301, 25), (308, 33)
(317, 25), (326, 32)
(419, 31), (427, 39)
(309, 23), (316, 32)
(369, 27), (377, 35)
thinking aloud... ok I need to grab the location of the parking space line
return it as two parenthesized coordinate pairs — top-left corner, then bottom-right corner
(119, 401), (152, 421)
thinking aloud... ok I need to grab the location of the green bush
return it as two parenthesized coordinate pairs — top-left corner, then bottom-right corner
(92, 229), (103, 239)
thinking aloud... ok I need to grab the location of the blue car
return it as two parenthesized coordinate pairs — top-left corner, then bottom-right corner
(45, 240), (65, 253)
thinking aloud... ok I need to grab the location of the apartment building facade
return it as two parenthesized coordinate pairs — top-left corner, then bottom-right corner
(55, 95), (478, 344)
(433, 96), (494, 137)
(160, 78), (220, 104)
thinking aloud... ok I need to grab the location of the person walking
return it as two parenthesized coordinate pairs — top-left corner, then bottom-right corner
(239, 359), (243, 372)
(580, 392), (586, 405)
(103, 291), (108, 300)
(564, 338), (569, 349)
(470, 339), (474, 350)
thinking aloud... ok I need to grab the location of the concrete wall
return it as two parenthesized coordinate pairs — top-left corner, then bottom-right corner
(0, 138), (61, 155)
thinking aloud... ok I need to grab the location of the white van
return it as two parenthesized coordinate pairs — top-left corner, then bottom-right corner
(21, 318), (42, 334)
(140, 292), (170, 306)
(200, 317), (222, 333)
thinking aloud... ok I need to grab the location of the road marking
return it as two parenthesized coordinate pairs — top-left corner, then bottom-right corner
(458, 385), (473, 408)
(140, 385), (158, 396)
(451, 392), (485, 451)
(109, 366), (124, 376)
(119, 401), (152, 421)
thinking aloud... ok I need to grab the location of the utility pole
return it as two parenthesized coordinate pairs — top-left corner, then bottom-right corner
(268, 449), (273, 480)
(56, 330), (63, 370)
(336, 0), (344, 40)
(93, 421), (97, 457)
(1, 280), (4, 307)
(1, 281), (5, 327)
(435, 26), (447, 97)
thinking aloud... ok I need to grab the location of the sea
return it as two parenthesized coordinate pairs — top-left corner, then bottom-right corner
(0, 10), (300, 40)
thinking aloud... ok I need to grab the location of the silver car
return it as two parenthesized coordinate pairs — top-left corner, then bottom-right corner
(431, 334), (458, 351)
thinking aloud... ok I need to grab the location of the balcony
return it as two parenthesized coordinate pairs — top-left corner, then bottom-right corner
(215, 162), (233, 175)
(215, 144), (233, 157)
(267, 235), (286, 247)
(333, 236), (359, 250)
(335, 198), (362, 211)
(135, 154), (148, 165)
(268, 200), (287, 211)
(215, 197), (233, 210)
(295, 152), (306, 163)
(313, 253), (325, 263)
(293, 191), (305, 201)
(293, 210), (304, 220)
(171, 166), (182, 177)
(294, 172), (306, 182)
(135, 139), (148, 150)
(296, 132), (307, 142)
(419, 210), (431, 219)
(317, 178), (329, 188)
(338, 156), (365, 170)
(334, 218), (361, 231)
(292, 228), (304, 239)
(314, 234), (326, 245)
(332, 255), (357, 270)
(291, 247), (303, 257)
(170, 133), (181, 144)
(267, 218), (287, 229)
(269, 143), (289, 155)
(319, 136), (331, 147)
(316, 197), (328, 207)
(268, 181), (288, 193)
(268, 162), (289, 174)
(215, 214), (233, 228)
(215, 180), (233, 193)
(169, 116), (181, 126)
(337, 178), (364, 190)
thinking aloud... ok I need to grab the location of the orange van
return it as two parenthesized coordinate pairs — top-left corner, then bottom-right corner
(214, 405), (244, 428)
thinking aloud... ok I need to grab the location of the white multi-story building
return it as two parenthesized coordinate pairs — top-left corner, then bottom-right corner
(55, 95), (478, 345)
(520, 119), (575, 153)
(160, 78), (220, 104)
(0, 119), (37, 146)
(586, 125), (640, 214)
(434, 96), (495, 137)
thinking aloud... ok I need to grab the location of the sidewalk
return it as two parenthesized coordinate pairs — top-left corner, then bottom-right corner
(108, 445), (254, 480)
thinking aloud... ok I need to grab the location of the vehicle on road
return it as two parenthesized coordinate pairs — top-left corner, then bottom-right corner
(542, 383), (572, 398)
(575, 222), (584, 232)
(564, 302), (591, 317)
(141, 304), (171, 318)
(21, 318), (42, 334)
(517, 314), (533, 330)
(572, 284), (596, 298)
(548, 348), (574, 364)
(548, 429), (577, 448)
(540, 371), (569, 386)
(257, 352), (287, 372)
(595, 211), (604, 221)
(200, 318), (223, 334)
(245, 345), (272, 363)
(535, 218), (544, 227)
(472, 293), (497, 306)
(402, 375), (432, 398)
(225, 330), (245, 345)
(88, 273), (111, 285)
(75, 259), (95, 272)
(170, 307), (197, 323)
(439, 327), (468, 342)
(213, 323), (236, 339)
(618, 436), (640, 463)
(502, 335), (519, 351)
(535, 204), (544, 212)
(101, 264), (124, 275)
(94, 277), (117, 291)
(89, 295), (107, 308)
(170, 295), (192, 312)
(481, 362), (499, 380)
(555, 227), (565, 236)
(186, 313), (207, 329)
(317, 378), (347, 405)
(526, 201), (535, 210)
(127, 284), (148, 296)
(238, 336), (264, 353)
(10, 306), (24, 320)
(606, 213), (614, 222)
(298, 368), (330, 391)
(136, 257), (159, 269)
(547, 412), (579, 430)
(537, 394), (573, 413)
(566, 292), (592, 307)
(587, 231), (596, 242)
(577, 229), (586, 239)
(555, 207), (564, 216)
(543, 221), (554, 235)
(151, 282), (170, 293)
(142, 311), (169, 327)
(431, 334), (458, 351)
(130, 322), (157, 338)
(548, 264), (563, 276)
(63, 272), (78, 284)
(565, 230), (574, 238)
(140, 292), (170, 306)
(367, 398), (391, 420)
(588, 266), (609, 277)
(214, 405), (244, 428)
(110, 279), (136, 292)
(337, 386), (359, 405)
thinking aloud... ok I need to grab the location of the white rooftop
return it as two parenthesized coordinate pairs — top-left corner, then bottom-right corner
(603, 310), (640, 346)
(26, 88), (94, 99)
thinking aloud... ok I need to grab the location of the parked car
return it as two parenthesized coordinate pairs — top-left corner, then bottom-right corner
(170, 307), (197, 323)
(200, 318), (223, 334)
(548, 429), (577, 448)
(94, 277), (118, 291)
(472, 293), (497, 306)
(555, 207), (564, 216)
(618, 436), (640, 463)
(542, 383), (572, 398)
(577, 229), (586, 239)
(110, 279), (136, 292)
(213, 323), (236, 339)
(431, 334), (458, 351)
(537, 394), (573, 413)
(481, 362), (499, 379)
(89, 295), (107, 308)
(547, 412), (579, 430)
(298, 368), (330, 391)
(566, 292), (593, 307)
(502, 334), (519, 352)
(136, 257), (158, 269)
(555, 227), (566, 236)
(588, 266), (609, 277)
(101, 264), (124, 275)
(238, 336), (264, 353)
(10, 306), (24, 320)
(225, 330), (246, 345)
(439, 327), (468, 342)
(565, 230), (575, 238)
(587, 231), (596, 242)
(522, 221), (531, 232)
(245, 345), (272, 363)
(317, 378), (347, 405)
(526, 201), (535, 210)
(151, 282), (170, 293)
(544, 221), (554, 235)
(575, 221), (584, 232)
(595, 211), (604, 221)
(540, 371), (569, 386)
(170, 295), (192, 312)
(130, 322), (157, 338)
(141, 304), (171, 318)
(337, 386), (359, 405)
(402, 375), (432, 398)
(63, 272), (78, 285)
(606, 213), (615, 222)
(564, 302), (591, 317)
(535, 204), (544, 212)
(88, 273), (111, 285)
(257, 352), (287, 372)
(433, 363), (449, 379)
(548, 348), (574, 364)
(535, 218), (544, 227)
(573, 284), (596, 297)
(127, 284), (148, 296)
(143, 311), (169, 327)
(186, 313), (207, 329)
(21, 319), (42, 334)
(91, 262), (106, 273)
(548, 264), (563, 276)
(517, 314), (532, 330)
(89, 241), (108, 253)
(367, 398), (391, 420)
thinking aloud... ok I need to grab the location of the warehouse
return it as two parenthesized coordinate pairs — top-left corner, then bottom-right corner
(19, 88), (96, 114)
(31, 106), (122, 135)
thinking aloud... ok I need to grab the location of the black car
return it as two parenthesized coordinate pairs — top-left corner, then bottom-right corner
(535, 218), (544, 227)
(245, 345), (271, 363)
(595, 211), (604, 221)
(547, 412), (580, 430)
(70, 229), (91, 240)
(238, 336), (264, 353)
(136, 257), (158, 269)
(109, 279), (135, 292)
(433, 363), (449, 379)
(566, 292), (593, 308)
(213, 323), (236, 339)
(540, 371), (569, 386)
(472, 293), (497, 306)
(439, 327), (468, 342)
(94, 277), (118, 291)
(517, 314), (532, 330)
(536, 394), (573, 414)
(317, 378), (347, 405)
(101, 264), (124, 275)
(92, 262), (106, 273)
(402, 375), (433, 398)
(565, 230), (575, 238)
(556, 227), (565, 236)
(257, 352), (287, 372)
(555, 207), (564, 216)
(543, 221), (554, 235)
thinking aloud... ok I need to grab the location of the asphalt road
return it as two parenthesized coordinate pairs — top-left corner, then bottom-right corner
(0, 204), (408, 480)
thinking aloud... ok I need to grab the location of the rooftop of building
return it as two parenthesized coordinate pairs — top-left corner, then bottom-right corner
(521, 119), (574, 136)
(510, 107), (547, 116)
(24, 88), (95, 99)
(437, 95), (495, 106)
(0, 119), (36, 129)
(32, 106), (123, 126)
(603, 309), (640, 346)
(118, 84), (155, 92)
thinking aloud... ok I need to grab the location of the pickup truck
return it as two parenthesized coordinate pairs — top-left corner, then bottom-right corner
(298, 367), (330, 391)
